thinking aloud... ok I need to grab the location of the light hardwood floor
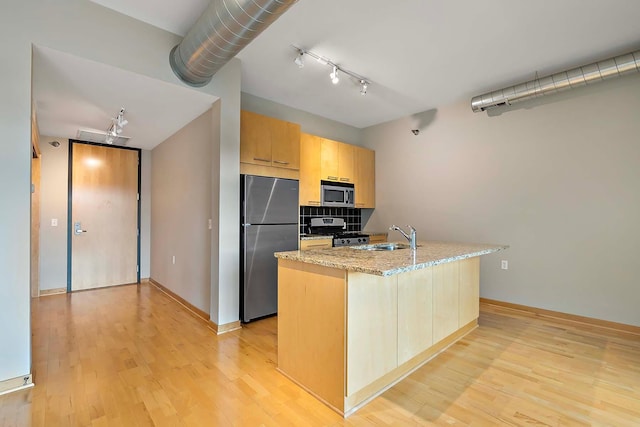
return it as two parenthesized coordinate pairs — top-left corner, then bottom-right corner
(1, 283), (639, 426)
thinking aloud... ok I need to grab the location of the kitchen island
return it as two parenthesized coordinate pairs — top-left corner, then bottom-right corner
(274, 241), (507, 416)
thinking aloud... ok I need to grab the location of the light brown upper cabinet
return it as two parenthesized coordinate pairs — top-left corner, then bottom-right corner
(299, 133), (322, 205)
(299, 132), (375, 208)
(320, 138), (354, 183)
(354, 146), (375, 208)
(240, 111), (301, 176)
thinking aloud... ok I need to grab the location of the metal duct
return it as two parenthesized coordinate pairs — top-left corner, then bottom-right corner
(471, 50), (640, 112)
(170, 0), (297, 87)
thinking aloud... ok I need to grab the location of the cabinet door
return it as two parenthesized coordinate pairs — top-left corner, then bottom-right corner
(347, 272), (397, 396)
(459, 257), (480, 326)
(271, 119), (300, 170)
(338, 143), (355, 183)
(432, 261), (460, 343)
(368, 234), (387, 244)
(320, 138), (339, 181)
(397, 268), (433, 365)
(354, 146), (375, 208)
(299, 133), (322, 205)
(240, 110), (271, 165)
(299, 238), (333, 250)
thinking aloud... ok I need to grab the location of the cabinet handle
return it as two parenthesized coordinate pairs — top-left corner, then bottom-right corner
(273, 160), (290, 165)
(327, 176), (338, 181)
(308, 201), (321, 205)
(356, 203), (365, 207)
(339, 178), (350, 182)
(305, 243), (331, 248)
(253, 157), (270, 162)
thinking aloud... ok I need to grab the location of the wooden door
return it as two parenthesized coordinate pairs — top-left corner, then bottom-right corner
(71, 143), (139, 291)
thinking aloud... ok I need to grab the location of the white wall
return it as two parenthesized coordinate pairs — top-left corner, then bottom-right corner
(39, 137), (69, 291)
(363, 73), (640, 327)
(151, 109), (214, 313)
(140, 150), (151, 279)
(0, 0), (241, 384)
(208, 63), (241, 327)
(241, 92), (362, 146)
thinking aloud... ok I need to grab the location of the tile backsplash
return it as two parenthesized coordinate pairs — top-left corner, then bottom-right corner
(300, 206), (361, 234)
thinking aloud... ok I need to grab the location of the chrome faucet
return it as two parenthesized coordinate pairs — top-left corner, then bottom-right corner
(389, 225), (417, 250)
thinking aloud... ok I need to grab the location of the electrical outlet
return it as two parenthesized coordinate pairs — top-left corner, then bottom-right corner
(208, 219), (212, 230)
(172, 255), (176, 265)
(51, 218), (58, 227)
(501, 260), (508, 270)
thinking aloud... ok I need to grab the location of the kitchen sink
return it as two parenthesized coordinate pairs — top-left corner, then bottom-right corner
(353, 242), (412, 251)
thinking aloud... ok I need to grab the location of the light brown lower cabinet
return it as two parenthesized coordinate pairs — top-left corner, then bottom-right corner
(367, 234), (387, 244)
(299, 238), (333, 250)
(277, 257), (480, 417)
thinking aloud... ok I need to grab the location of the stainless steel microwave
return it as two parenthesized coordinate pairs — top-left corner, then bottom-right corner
(321, 181), (355, 207)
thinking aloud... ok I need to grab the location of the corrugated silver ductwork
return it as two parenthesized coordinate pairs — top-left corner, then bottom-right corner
(471, 50), (640, 112)
(170, 0), (297, 87)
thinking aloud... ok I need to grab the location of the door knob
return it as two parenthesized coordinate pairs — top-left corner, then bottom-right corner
(74, 222), (87, 235)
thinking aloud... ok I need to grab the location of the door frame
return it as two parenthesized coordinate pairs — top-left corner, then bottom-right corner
(66, 139), (142, 292)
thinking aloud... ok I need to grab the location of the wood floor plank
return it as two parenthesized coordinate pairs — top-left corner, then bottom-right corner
(1, 284), (639, 426)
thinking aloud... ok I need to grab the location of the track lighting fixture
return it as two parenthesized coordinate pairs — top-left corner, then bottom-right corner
(104, 107), (128, 144)
(291, 45), (371, 96)
(360, 80), (368, 95)
(294, 50), (304, 68)
(330, 66), (340, 84)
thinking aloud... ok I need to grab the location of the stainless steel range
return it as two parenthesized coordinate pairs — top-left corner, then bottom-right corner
(307, 217), (370, 247)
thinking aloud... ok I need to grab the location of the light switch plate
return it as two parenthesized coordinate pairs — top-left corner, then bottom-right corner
(51, 218), (58, 227)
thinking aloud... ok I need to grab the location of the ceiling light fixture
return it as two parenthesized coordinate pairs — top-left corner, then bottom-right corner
(330, 66), (340, 84)
(294, 50), (305, 68)
(104, 107), (128, 144)
(360, 80), (368, 96)
(291, 45), (371, 96)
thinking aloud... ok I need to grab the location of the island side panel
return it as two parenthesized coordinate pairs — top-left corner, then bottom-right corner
(459, 257), (480, 326)
(277, 259), (346, 412)
(346, 272), (398, 396)
(432, 261), (460, 343)
(398, 267), (434, 365)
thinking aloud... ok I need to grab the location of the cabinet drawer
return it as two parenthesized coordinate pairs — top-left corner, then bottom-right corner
(300, 239), (333, 250)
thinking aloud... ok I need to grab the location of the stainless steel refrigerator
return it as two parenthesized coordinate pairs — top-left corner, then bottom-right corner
(240, 175), (299, 323)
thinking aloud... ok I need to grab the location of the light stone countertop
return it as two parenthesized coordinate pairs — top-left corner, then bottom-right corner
(275, 241), (508, 276)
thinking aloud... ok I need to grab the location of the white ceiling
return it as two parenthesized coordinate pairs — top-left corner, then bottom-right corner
(33, 46), (217, 151)
(35, 0), (640, 148)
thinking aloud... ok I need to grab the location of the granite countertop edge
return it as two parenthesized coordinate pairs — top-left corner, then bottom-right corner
(275, 242), (509, 276)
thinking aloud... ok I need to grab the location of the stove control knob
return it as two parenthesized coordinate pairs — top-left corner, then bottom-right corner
(341, 239), (345, 244)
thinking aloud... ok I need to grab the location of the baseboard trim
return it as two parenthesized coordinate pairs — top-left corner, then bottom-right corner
(210, 320), (242, 335)
(39, 287), (66, 296)
(147, 278), (242, 335)
(0, 374), (34, 396)
(480, 298), (640, 335)
(148, 278), (210, 323)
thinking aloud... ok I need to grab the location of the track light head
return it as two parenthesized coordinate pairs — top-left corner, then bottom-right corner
(360, 80), (368, 96)
(330, 66), (340, 84)
(294, 50), (304, 68)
